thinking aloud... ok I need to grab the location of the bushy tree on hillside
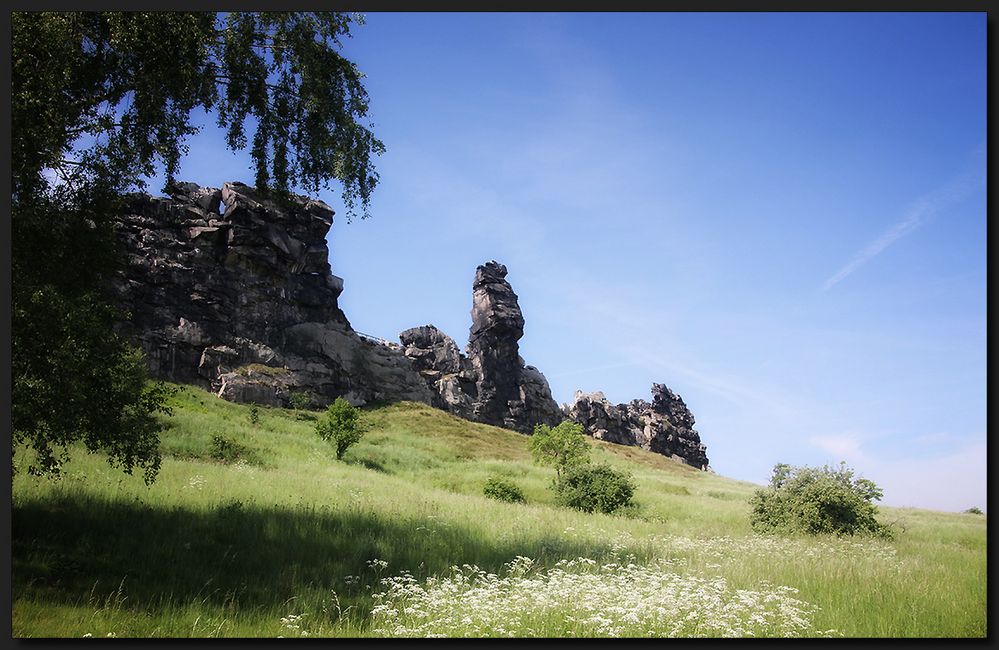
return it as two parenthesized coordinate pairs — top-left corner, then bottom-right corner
(553, 463), (636, 515)
(750, 462), (892, 538)
(316, 397), (367, 460)
(529, 421), (590, 479)
(11, 12), (382, 482)
(483, 477), (526, 503)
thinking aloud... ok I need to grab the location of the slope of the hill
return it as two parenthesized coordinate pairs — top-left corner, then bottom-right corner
(11, 384), (986, 638)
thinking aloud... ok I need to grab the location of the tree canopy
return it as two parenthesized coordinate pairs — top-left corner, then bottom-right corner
(749, 462), (891, 538)
(529, 421), (591, 479)
(12, 11), (384, 216)
(11, 11), (383, 482)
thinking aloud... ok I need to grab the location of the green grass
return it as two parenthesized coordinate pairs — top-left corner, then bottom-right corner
(11, 383), (986, 638)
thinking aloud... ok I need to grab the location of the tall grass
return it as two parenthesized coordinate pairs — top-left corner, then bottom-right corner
(11, 384), (986, 637)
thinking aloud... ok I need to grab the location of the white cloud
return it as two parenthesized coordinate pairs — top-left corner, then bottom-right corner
(808, 432), (986, 513)
(808, 434), (869, 463)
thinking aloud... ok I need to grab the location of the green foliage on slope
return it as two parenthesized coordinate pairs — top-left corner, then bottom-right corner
(11, 384), (987, 638)
(750, 462), (892, 538)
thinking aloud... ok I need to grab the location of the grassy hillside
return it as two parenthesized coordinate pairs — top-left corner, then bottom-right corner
(11, 384), (986, 637)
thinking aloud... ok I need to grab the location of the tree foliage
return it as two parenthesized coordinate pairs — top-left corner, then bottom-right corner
(315, 397), (366, 460)
(11, 182), (173, 483)
(553, 463), (636, 515)
(749, 462), (892, 538)
(12, 11), (383, 214)
(529, 421), (591, 479)
(483, 477), (526, 504)
(11, 12), (382, 482)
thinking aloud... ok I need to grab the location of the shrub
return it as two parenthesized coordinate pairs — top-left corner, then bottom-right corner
(289, 391), (312, 411)
(529, 420), (590, 479)
(749, 462), (892, 538)
(964, 506), (984, 515)
(209, 435), (254, 465)
(316, 397), (366, 460)
(248, 404), (260, 426)
(483, 477), (526, 503)
(553, 463), (636, 514)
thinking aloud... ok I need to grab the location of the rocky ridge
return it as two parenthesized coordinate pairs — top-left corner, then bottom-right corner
(564, 385), (710, 470)
(399, 262), (564, 433)
(112, 181), (708, 468)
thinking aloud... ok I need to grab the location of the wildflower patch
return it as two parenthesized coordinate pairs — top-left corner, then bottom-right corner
(369, 556), (835, 638)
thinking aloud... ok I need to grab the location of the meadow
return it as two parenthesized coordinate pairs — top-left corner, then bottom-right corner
(11, 384), (987, 637)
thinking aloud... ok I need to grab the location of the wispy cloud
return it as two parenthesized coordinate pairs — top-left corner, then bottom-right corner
(821, 149), (985, 292)
(619, 343), (806, 427)
(808, 432), (986, 512)
(808, 433), (869, 463)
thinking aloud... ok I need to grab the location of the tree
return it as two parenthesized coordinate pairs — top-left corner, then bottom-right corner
(749, 461), (892, 538)
(553, 463), (636, 515)
(11, 12), (383, 482)
(12, 12), (383, 212)
(315, 397), (366, 460)
(529, 421), (591, 479)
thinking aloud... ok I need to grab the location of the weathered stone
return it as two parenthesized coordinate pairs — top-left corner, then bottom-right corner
(565, 384), (710, 470)
(113, 181), (708, 468)
(217, 366), (295, 407)
(112, 181), (432, 408)
(400, 325), (466, 377)
(397, 261), (562, 433)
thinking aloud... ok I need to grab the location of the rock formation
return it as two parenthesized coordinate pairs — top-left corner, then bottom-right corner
(565, 384), (710, 470)
(112, 181), (436, 408)
(398, 324), (478, 419)
(112, 181), (707, 468)
(399, 262), (563, 433)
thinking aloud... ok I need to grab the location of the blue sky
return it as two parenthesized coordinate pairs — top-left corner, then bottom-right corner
(164, 12), (986, 513)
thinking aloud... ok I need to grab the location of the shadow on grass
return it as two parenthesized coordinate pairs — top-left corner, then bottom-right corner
(13, 492), (613, 617)
(349, 457), (391, 474)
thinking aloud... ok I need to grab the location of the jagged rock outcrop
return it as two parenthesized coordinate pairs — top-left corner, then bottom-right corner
(112, 181), (436, 408)
(112, 181), (708, 468)
(398, 325), (477, 419)
(565, 383), (710, 470)
(398, 262), (563, 433)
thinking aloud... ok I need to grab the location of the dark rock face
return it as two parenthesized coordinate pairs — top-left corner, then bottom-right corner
(565, 384), (710, 470)
(399, 325), (477, 419)
(112, 181), (707, 468)
(112, 181), (435, 408)
(398, 262), (563, 433)
(468, 262), (526, 427)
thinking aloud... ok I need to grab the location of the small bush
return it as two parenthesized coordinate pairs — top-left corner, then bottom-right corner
(248, 404), (260, 426)
(750, 462), (892, 538)
(483, 477), (526, 503)
(964, 506), (984, 515)
(553, 463), (636, 514)
(209, 435), (254, 465)
(289, 391), (312, 411)
(316, 397), (366, 460)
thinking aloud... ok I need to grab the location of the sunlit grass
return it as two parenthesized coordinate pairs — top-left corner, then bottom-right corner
(11, 383), (987, 638)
